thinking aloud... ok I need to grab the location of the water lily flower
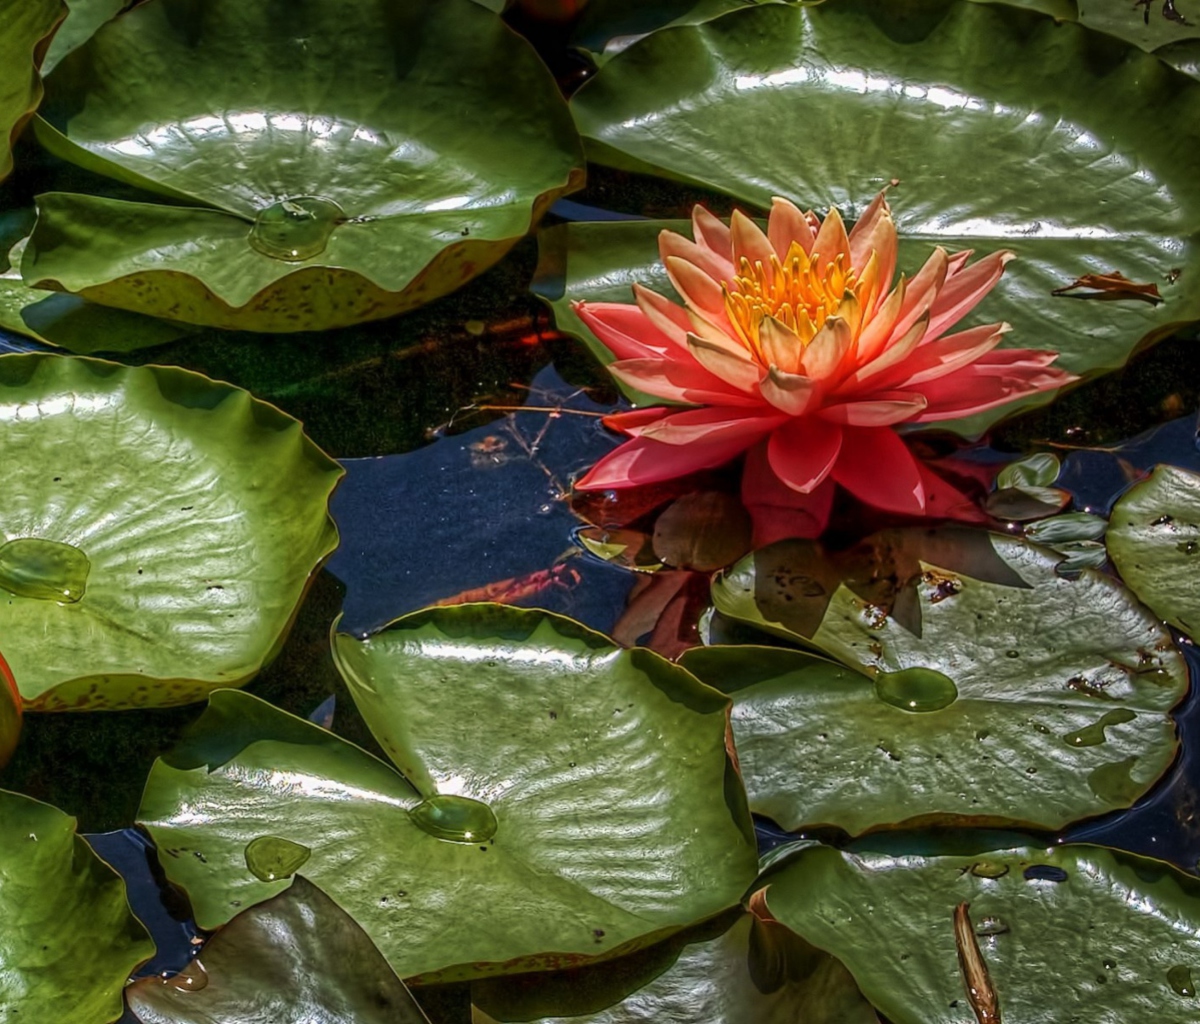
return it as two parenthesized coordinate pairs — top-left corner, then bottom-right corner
(573, 191), (1075, 534)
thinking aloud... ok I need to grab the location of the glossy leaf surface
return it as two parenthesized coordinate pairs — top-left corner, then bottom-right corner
(1108, 463), (1200, 638)
(0, 0), (64, 180)
(138, 607), (757, 982)
(709, 530), (1187, 829)
(26, 0), (583, 330)
(0, 354), (341, 709)
(472, 907), (878, 1024)
(0, 789), (154, 1023)
(761, 839), (1200, 1024)
(41, 0), (124, 75)
(567, 2), (1200, 432)
(126, 876), (431, 1024)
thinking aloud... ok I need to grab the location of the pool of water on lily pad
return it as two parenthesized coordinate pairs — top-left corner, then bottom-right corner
(4, 43), (1200, 1020)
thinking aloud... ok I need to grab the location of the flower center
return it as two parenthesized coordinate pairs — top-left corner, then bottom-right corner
(723, 243), (858, 363)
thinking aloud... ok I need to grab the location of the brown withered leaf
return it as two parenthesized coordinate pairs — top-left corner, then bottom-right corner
(1051, 271), (1163, 305)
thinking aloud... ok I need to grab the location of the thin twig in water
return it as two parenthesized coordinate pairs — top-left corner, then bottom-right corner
(954, 901), (1001, 1024)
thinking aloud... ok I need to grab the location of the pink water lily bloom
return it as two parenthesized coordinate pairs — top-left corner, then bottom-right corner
(573, 191), (1075, 521)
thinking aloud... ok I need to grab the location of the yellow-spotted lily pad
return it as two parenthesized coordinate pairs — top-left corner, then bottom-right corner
(22, 0), (583, 331)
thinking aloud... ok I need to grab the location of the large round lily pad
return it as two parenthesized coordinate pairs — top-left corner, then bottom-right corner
(0, 0), (64, 180)
(564, 1), (1200, 433)
(0, 353), (342, 710)
(23, 0), (583, 331)
(1108, 463), (1200, 638)
(137, 606), (758, 982)
(126, 876), (430, 1024)
(472, 906), (878, 1024)
(760, 838), (1200, 1024)
(709, 529), (1188, 828)
(0, 789), (154, 1024)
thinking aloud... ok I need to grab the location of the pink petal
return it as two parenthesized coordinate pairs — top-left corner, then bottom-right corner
(893, 247), (949, 338)
(768, 197), (817, 257)
(575, 430), (762, 490)
(742, 441), (835, 545)
(913, 360), (1075, 421)
(633, 284), (691, 351)
(687, 332), (763, 393)
(818, 391), (928, 426)
(575, 301), (675, 360)
(636, 405), (787, 446)
(730, 210), (776, 277)
(760, 367), (816, 416)
(660, 228), (735, 286)
(692, 205), (733, 261)
(665, 254), (726, 317)
(767, 416), (843, 493)
(608, 357), (764, 407)
(759, 316), (803, 375)
(839, 312), (929, 391)
(602, 407), (672, 434)
(800, 316), (853, 383)
(879, 322), (1010, 389)
(812, 206), (852, 274)
(848, 191), (897, 307)
(831, 426), (925, 514)
(926, 250), (1014, 341)
(853, 278), (905, 366)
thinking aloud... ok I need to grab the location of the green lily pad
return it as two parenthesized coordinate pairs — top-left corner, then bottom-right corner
(137, 606), (758, 982)
(23, 0), (583, 331)
(126, 875), (430, 1024)
(681, 634), (1181, 832)
(759, 839), (1200, 1024)
(1108, 463), (1200, 637)
(0, 236), (198, 353)
(0, 353), (342, 710)
(0, 0), (64, 180)
(0, 789), (154, 1023)
(472, 906), (878, 1024)
(1076, 0), (1200, 55)
(708, 529), (1188, 828)
(564, 2), (1200, 433)
(41, 0), (125, 76)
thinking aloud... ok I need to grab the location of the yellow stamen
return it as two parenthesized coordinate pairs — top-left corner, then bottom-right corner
(723, 242), (869, 366)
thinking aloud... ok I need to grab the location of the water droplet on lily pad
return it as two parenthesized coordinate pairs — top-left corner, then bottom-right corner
(244, 835), (311, 882)
(874, 667), (958, 713)
(1062, 708), (1136, 748)
(249, 196), (344, 261)
(0, 538), (90, 603)
(1168, 964), (1196, 997)
(409, 794), (498, 844)
(974, 915), (1009, 936)
(969, 861), (1010, 879)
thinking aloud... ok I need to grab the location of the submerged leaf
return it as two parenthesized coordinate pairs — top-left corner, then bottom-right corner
(126, 876), (430, 1024)
(472, 906), (878, 1024)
